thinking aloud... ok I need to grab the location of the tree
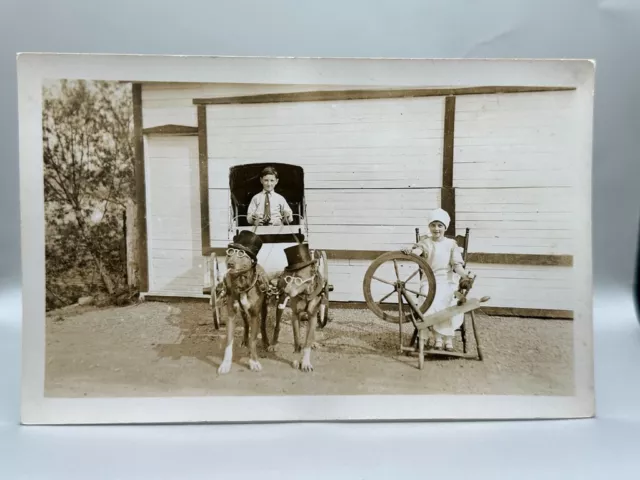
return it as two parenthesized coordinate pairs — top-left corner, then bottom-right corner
(43, 80), (135, 309)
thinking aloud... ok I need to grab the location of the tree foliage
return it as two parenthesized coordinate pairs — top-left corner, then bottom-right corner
(43, 80), (136, 310)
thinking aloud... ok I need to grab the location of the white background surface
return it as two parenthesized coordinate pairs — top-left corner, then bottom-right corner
(2, 0), (640, 477)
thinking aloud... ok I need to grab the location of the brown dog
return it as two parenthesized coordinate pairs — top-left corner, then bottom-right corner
(273, 244), (325, 372)
(217, 231), (272, 375)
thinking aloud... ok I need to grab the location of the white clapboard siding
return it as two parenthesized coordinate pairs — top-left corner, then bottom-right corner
(455, 187), (574, 255)
(141, 83), (577, 314)
(207, 188), (440, 250)
(453, 91), (577, 188)
(206, 98), (444, 189)
(327, 260), (574, 311)
(465, 264), (574, 310)
(208, 189), (231, 245)
(145, 136), (204, 294)
(141, 83), (394, 129)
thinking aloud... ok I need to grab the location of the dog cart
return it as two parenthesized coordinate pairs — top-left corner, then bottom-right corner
(362, 228), (489, 369)
(203, 163), (333, 329)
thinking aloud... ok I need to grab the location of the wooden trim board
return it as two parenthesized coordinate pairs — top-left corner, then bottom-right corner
(441, 95), (456, 236)
(325, 249), (572, 266)
(442, 95), (456, 189)
(466, 252), (573, 267)
(132, 83), (149, 292)
(192, 86), (576, 105)
(201, 246), (572, 266)
(441, 187), (456, 237)
(197, 105), (211, 256)
(141, 294), (573, 320)
(142, 124), (199, 136)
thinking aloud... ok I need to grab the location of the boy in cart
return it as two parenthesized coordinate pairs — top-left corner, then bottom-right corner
(247, 166), (294, 226)
(401, 208), (476, 352)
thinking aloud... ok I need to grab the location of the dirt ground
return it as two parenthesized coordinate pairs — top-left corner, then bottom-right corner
(45, 301), (574, 398)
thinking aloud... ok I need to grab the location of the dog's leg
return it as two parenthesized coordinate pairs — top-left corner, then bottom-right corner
(268, 294), (285, 353)
(218, 298), (238, 374)
(297, 297), (323, 373)
(260, 295), (273, 352)
(267, 306), (282, 353)
(239, 293), (262, 372)
(240, 308), (250, 348)
(290, 298), (302, 354)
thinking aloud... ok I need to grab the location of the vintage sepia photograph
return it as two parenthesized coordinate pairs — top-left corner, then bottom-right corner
(19, 55), (595, 423)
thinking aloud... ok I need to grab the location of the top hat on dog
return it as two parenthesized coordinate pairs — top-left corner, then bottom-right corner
(228, 230), (263, 260)
(283, 243), (316, 272)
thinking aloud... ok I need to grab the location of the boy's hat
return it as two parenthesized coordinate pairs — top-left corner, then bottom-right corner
(283, 243), (315, 272)
(228, 230), (263, 260)
(428, 208), (451, 229)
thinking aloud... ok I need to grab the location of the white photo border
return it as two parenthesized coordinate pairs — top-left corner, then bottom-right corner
(18, 53), (595, 424)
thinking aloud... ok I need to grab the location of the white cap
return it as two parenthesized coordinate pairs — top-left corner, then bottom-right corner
(428, 208), (451, 229)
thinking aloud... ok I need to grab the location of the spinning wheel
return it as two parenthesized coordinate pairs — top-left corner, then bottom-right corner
(363, 249), (490, 368)
(362, 251), (437, 324)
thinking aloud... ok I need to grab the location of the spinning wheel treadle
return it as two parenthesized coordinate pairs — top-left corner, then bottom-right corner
(362, 251), (437, 324)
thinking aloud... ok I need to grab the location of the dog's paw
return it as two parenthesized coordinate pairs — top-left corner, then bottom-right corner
(266, 345), (277, 353)
(217, 361), (232, 375)
(300, 348), (313, 372)
(293, 345), (302, 353)
(292, 359), (300, 370)
(249, 359), (262, 372)
(300, 360), (314, 373)
(311, 342), (320, 350)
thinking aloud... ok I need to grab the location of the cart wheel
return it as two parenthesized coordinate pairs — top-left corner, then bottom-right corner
(314, 250), (331, 329)
(363, 251), (436, 324)
(210, 252), (222, 330)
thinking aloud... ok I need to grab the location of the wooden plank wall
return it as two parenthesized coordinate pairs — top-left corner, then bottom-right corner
(453, 91), (577, 311)
(206, 98), (444, 251)
(142, 83), (365, 293)
(141, 83), (578, 313)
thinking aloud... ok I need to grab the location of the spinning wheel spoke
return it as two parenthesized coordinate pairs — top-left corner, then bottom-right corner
(372, 275), (395, 287)
(378, 289), (397, 304)
(403, 286), (426, 297)
(393, 260), (401, 281)
(404, 269), (420, 284)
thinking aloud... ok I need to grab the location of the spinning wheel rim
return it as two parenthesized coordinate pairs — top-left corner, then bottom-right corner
(362, 251), (436, 324)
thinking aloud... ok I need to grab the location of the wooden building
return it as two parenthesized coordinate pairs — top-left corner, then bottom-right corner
(135, 82), (577, 319)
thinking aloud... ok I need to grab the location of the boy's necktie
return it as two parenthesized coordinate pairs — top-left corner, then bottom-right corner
(263, 192), (271, 225)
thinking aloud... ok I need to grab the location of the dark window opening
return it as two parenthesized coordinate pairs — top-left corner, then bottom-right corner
(229, 162), (305, 227)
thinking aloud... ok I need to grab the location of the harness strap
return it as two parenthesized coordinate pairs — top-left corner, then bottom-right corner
(300, 272), (325, 302)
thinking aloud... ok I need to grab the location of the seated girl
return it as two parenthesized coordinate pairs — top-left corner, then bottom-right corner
(401, 208), (475, 351)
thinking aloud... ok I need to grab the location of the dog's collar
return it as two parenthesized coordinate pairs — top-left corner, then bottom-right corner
(226, 265), (260, 294)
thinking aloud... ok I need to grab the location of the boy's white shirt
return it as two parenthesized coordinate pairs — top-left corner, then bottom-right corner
(247, 190), (293, 223)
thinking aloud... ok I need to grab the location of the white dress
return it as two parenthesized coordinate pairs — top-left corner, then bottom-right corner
(417, 237), (465, 337)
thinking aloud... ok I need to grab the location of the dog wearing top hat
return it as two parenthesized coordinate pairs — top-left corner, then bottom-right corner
(217, 230), (273, 375)
(274, 243), (326, 372)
